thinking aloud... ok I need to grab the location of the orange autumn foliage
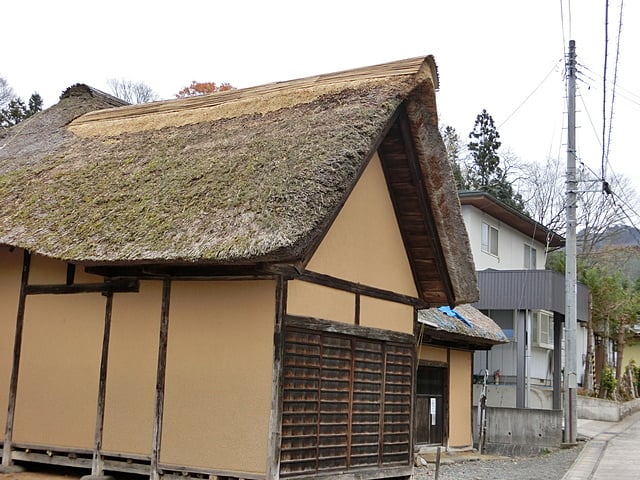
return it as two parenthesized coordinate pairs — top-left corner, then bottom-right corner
(176, 81), (234, 98)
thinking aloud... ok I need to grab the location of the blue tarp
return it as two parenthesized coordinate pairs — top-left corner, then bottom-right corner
(437, 305), (473, 327)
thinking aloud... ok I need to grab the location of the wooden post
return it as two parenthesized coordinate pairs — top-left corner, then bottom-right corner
(89, 291), (114, 477)
(2, 250), (31, 469)
(150, 279), (171, 480)
(266, 277), (287, 480)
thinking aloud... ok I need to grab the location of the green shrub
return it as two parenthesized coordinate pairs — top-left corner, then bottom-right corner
(600, 367), (617, 399)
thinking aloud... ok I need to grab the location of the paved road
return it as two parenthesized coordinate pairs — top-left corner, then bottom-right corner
(563, 410), (640, 479)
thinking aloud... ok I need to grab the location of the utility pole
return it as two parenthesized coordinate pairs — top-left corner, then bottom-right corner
(564, 39), (578, 445)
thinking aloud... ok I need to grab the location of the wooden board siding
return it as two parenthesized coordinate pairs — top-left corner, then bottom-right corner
(279, 327), (413, 477)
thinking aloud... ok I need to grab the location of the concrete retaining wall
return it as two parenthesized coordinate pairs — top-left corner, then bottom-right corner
(577, 395), (640, 422)
(473, 406), (563, 456)
(472, 384), (554, 410)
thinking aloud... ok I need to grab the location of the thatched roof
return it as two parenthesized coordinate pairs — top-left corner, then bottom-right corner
(418, 305), (508, 349)
(0, 56), (478, 306)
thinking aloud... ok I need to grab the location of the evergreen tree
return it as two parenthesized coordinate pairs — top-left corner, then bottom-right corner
(441, 125), (467, 190)
(467, 109), (525, 212)
(0, 92), (43, 128)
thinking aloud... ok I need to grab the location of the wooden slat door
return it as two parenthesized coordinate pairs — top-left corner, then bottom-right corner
(415, 365), (445, 445)
(280, 328), (413, 477)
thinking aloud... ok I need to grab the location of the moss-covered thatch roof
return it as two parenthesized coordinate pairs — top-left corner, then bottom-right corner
(0, 56), (478, 305)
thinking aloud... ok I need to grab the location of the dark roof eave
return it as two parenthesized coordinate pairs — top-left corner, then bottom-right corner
(421, 328), (508, 350)
(458, 190), (564, 248)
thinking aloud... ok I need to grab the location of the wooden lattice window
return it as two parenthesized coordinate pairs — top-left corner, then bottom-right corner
(279, 328), (413, 477)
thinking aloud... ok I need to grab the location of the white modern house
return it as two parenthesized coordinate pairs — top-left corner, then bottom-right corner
(459, 191), (590, 410)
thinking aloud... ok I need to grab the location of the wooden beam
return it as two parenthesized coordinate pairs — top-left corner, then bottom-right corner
(90, 292), (114, 476)
(276, 465), (412, 480)
(264, 266), (426, 308)
(301, 269), (426, 307)
(86, 264), (272, 280)
(25, 279), (139, 295)
(150, 279), (171, 480)
(2, 250), (31, 468)
(285, 315), (415, 344)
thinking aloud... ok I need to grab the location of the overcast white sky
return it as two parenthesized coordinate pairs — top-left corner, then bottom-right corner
(3, 0), (639, 204)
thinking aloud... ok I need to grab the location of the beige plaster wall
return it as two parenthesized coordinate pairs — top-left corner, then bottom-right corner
(287, 280), (355, 324)
(13, 253), (105, 448)
(360, 297), (413, 334)
(448, 349), (472, 448)
(160, 280), (275, 475)
(102, 280), (161, 455)
(289, 154), (416, 335)
(624, 342), (640, 369)
(418, 345), (448, 364)
(306, 153), (418, 298)
(0, 247), (22, 431)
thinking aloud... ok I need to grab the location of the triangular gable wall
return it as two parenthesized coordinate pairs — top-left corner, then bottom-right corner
(306, 153), (418, 298)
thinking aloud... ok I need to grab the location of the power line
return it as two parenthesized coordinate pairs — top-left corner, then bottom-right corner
(498, 60), (563, 130)
(604, 0), (625, 182)
(559, 0), (572, 50)
(578, 63), (640, 106)
(601, 0), (610, 181)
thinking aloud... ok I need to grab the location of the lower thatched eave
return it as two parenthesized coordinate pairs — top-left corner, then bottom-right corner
(418, 304), (508, 350)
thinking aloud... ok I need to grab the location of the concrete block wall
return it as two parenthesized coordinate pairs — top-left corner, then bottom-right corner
(577, 395), (640, 422)
(473, 407), (563, 456)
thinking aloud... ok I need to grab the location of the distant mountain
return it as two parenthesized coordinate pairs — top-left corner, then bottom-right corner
(595, 225), (640, 248)
(593, 245), (640, 280)
(576, 225), (640, 280)
(577, 224), (640, 249)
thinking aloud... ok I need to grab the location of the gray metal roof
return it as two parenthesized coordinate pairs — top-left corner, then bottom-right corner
(474, 269), (589, 322)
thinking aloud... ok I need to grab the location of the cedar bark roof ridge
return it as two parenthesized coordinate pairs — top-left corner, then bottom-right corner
(0, 56), (478, 306)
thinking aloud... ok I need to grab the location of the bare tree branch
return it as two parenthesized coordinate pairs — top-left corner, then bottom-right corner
(107, 78), (159, 104)
(0, 76), (16, 109)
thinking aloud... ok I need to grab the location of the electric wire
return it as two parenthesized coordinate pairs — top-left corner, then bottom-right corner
(497, 60), (562, 130)
(578, 63), (640, 107)
(601, 0), (610, 181)
(604, 0), (625, 183)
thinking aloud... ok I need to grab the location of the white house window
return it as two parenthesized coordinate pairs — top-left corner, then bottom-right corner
(524, 244), (537, 269)
(532, 310), (554, 349)
(481, 222), (499, 256)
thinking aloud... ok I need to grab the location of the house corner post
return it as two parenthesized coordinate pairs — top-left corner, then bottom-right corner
(266, 276), (287, 480)
(1, 250), (31, 472)
(150, 279), (172, 480)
